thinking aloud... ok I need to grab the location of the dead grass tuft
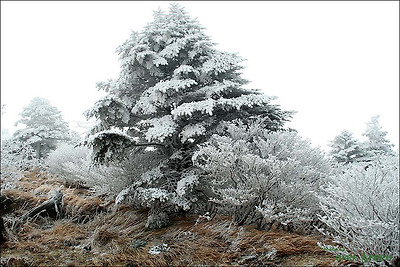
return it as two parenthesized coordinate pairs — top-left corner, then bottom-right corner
(62, 190), (105, 220)
(269, 234), (323, 255)
(32, 184), (56, 197)
(0, 256), (34, 267)
(1, 189), (46, 212)
(93, 226), (118, 246)
(40, 220), (88, 246)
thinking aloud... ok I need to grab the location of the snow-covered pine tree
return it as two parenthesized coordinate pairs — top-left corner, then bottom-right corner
(14, 97), (70, 159)
(362, 115), (395, 159)
(329, 130), (366, 164)
(85, 4), (292, 229)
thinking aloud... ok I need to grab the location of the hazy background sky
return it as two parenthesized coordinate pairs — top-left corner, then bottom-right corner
(1, 1), (399, 151)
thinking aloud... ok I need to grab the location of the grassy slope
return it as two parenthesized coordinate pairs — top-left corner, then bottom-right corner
(1, 170), (345, 267)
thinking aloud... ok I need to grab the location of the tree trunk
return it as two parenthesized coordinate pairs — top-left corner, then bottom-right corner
(35, 142), (41, 159)
(0, 217), (7, 244)
(13, 189), (63, 231)
(145, 200), (168, 230)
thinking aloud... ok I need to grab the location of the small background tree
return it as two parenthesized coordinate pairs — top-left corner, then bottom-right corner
(1, 105), (11, 143)
(362, 115), (395, 159)
(329, 130), (366, 164)
(13, 97), (70, 159)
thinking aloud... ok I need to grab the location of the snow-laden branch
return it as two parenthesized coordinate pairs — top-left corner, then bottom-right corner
(87, 129), (167, 149)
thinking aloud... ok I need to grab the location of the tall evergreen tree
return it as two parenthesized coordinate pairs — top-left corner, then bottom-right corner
(362, 115), (395, 158)
(14, 97), (70, 159)
(85, 4), (292, 228)
(329, 130), (366, 164)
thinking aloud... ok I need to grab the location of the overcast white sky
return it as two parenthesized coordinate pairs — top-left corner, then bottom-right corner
(1, 1), (399, 151)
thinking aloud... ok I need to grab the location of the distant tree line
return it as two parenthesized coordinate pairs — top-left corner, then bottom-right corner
(329, 115), (395, 164)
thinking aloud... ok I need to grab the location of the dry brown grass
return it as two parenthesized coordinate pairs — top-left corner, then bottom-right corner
(1, 189), (46, 211)
(62, 188), (105, 220)
(1, 170), (342, 266)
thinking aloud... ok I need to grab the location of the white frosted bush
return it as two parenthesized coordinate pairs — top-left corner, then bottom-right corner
(318, 155), (399, 258)
(1, 138), (39, 189)
(193, 121), (331, 230)
(46, 143), (89, 185)
(46, 143), (128, 197)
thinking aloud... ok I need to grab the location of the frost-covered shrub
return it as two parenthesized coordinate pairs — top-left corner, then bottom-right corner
(46, 143), (89, 185)
(193, 121), (331, 232)
(46, 143), (126, 197)
(1, 138), (39, 189)
(318, 155), (399, 258)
